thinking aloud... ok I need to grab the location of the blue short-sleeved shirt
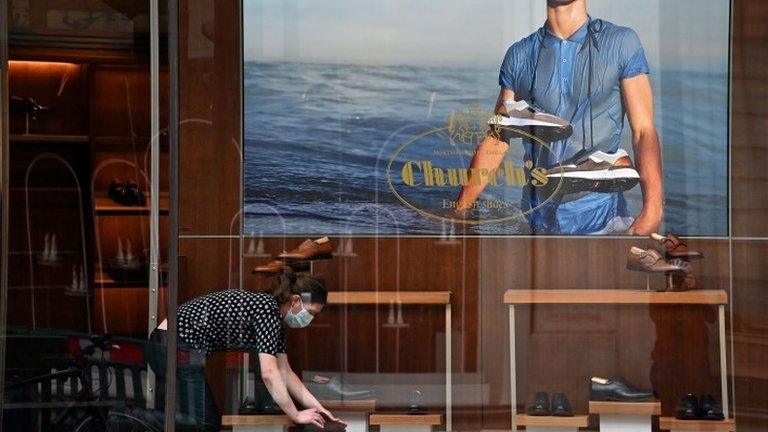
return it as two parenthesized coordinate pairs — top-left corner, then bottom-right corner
(498, 18), (650, 234)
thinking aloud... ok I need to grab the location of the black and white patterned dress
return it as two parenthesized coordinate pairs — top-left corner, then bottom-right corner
(177, 290), (287, 356)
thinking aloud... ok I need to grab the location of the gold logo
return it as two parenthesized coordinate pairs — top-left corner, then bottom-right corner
(448, 104), (492, 145)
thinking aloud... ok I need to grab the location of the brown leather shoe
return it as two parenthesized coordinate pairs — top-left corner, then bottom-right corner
(626, 247), (689, 273)
(278, 237), (333, 260)
(650, 233), (703, 259)
(252, 260), (311, 274)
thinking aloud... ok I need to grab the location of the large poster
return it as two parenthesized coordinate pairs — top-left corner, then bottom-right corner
(243, 0), (729, 236)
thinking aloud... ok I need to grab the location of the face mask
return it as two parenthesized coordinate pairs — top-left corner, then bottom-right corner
(284, 299), (314, 328)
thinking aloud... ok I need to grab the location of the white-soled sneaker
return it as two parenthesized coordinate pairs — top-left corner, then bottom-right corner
(547, 149), (640, 194)
(488, 100), (573, 143)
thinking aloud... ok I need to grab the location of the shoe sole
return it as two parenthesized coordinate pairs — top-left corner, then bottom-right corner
(626, 263), (686, 273)
(496, 124), (574, 143)
(547, 170), (640, 194)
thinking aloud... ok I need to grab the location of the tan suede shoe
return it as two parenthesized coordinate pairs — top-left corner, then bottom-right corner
(277, 237), (333, 260)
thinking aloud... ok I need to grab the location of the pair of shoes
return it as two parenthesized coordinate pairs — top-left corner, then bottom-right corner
(650, 233), (704, 259)
(626, 247), (692, 274)
(546, 149), (640, 194)
(251, 237), (333, 275)
(676, 394), (725, 421)
(304, 375), (375, 401)
(108, 179), (147, 207)
(589, 377), (655, 402)
(526, 392), (573, 417)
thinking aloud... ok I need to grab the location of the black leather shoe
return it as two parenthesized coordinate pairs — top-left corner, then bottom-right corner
(551, 393), (574, 417)
(589, 377), (654, 402)
(238, 398), (259, 415)
(675, 394), (700, 420)
(527, 392), (550, 416)
(699, 394), (725, 420)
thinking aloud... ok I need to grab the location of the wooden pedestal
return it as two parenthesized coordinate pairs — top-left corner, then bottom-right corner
(590, 401), (661, 432)
(369, 413), (444, 432)
(515, 414), (589, 431)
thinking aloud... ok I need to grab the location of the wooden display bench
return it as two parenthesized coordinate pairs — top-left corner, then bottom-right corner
(589, 401), (661, 432)
(322, 400), (376, 432)
(659, 417), (736, 432)
(515, 414), (589, 432)
(503, 289), (732, 432)
(222, 415), (292, 432)
(369, 413), (444, 432)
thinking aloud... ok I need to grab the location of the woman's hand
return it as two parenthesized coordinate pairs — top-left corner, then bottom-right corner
(294, 408), (325, 428)
(318, 407), (347, 426)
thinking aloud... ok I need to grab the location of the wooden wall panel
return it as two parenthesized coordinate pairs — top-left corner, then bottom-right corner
(178, 0), (242, 235)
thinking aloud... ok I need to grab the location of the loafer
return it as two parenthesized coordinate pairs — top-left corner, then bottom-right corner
(651, 233), (704, 259)
(551, 393), (574, 417)
(526, 392), (550, 416)
(699, 394), (725, 420)
(589, 377), (654, 402)
(675, 393), (700, 420)
(278, 237), (333, 260)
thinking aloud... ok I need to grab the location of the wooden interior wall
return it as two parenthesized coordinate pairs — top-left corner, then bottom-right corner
(173, 0), (768, 430)
(731, 0), (768, 431)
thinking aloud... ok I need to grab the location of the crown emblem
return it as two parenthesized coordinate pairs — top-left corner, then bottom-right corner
(448, 104), (492, 145)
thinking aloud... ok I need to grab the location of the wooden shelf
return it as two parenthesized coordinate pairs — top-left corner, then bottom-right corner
(221, 415), (293, 426)
(515, 414), (589, 427)
(369, 413), (443, 426)
(659, 417), (735, 431)
(589, 401), (661, 416)
(328, 291), (450, 305)
(504, 289), (728, 305)
(94, 196), (169, 215)
(320, 400), (376, 412)
(10, 134), (89, 144)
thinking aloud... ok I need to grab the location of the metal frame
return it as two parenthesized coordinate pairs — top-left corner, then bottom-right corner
(0, 0), (9, 423)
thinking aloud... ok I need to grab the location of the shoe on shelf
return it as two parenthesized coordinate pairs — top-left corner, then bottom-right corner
(546, 149), (640, 194)
(238, 398), (259, 415)
(526, 392), (551, 416)
(551, 393), (574, 417)
(278, 237), (333, 261)
(699, 394), (725, 421)
(489, 100), (573, 143)
(675, 394), (700, 420)
(305, 375), (375, 401)
(650, 233), (704, 259)
(626, 247), (691, 273)
(125, 181), (147, 206)
(589, 377), (654, 402)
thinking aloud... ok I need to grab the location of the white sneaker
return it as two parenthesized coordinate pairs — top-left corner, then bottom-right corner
(488, 100), (573, 143)
(547, 149), (640, 194)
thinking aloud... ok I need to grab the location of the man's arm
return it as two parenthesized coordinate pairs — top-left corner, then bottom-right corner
(277, 354), (346, 426)
(621, 74), (664, 235)
(455, 87), (514, 212)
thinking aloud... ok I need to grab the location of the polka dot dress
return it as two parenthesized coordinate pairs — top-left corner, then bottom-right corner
(177, 290), (286, 356)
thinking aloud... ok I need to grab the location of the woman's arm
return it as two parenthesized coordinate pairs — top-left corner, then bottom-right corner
(259, 353), (326, 428)
(277, 354), (347, 426)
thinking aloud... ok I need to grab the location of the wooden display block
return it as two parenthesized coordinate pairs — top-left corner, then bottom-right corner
(320, 400), (376, 432)
(221, 415), (292, 432)
(369, 413), (444, 432)
(659, 417), (736, 431)
(328, 291), (451, 305)
(515, 414), (589, 431)
(589, 401), (661, 432)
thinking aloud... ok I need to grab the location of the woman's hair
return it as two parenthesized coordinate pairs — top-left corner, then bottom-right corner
(273, 267), (328, 305)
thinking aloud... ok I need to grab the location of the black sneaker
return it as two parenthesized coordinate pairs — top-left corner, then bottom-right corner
(547, 149), (640, 194)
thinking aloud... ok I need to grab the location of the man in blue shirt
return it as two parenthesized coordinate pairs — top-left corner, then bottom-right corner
(456, 0), (663, 235)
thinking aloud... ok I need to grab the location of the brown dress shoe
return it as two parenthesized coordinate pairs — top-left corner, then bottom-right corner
(278, 237), (333, 260)
(626, 247), (689, 273)
(252, 260), (289, 274)
(650, 233), (703, 259)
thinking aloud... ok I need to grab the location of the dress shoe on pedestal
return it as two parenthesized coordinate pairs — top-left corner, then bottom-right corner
(278, 237), (333, 260)
(675, 394), (700, 420)
(526, 392), (550, 416)
(305, 375), (375, 401)
(627, 247), (689, 273)
(252, 260), (310, 275)
(551, 393), (574, 417)
(651, 233), (704, 259)
(589, 377), (654, 402)
(238, 398), (259, 415)
(699, 394), (725, 420)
